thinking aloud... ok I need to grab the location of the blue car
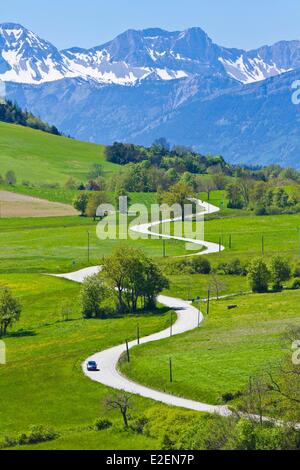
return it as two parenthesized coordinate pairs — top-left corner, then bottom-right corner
(87, 361), (98, 372)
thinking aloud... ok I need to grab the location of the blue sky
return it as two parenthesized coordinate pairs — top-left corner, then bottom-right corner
(0, 0), (299, 50)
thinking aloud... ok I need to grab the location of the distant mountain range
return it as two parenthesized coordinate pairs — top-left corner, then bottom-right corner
(1, 23), (300, 166)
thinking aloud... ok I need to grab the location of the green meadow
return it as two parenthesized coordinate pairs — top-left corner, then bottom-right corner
(0, 121), (119, 185)
(0, 215), (189, 274)
(120, 289), (300, 406)
(0, 274), (173, 449)
(165, 211), (300, 264)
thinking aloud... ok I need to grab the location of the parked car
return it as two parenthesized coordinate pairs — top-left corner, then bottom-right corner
(87, 361), (98, 371)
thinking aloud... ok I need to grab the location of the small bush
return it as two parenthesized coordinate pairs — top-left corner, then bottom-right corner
(293, 264), (300, 278)
(130, 416), (149, 434)
(164, 259), (190, 275)
(0, 426), (58, 448)
(5, 170), (17, 185)
(94, 418), (113, 431)
(254, 205), (267, 216)
(218, 259), (247, 276)
(267, 205), (282, 216)
(221, 391), (243, 403)
(190, 257), (211, 274)
(292, 278), (300, 290)
(41, 183), (60, 189)
(164, 257), (211, 275)
(19, 426), (58, 445)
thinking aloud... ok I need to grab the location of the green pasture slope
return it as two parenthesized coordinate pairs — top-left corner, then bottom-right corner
(0, 121), (119, 185)
(165, 209), (300, 265)
(120, 289), (300, 407)
(0, 274), (176, 450)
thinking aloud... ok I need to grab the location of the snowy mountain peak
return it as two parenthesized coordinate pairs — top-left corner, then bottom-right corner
(0, 23), (299, 86)
(0, 23), (72, 84)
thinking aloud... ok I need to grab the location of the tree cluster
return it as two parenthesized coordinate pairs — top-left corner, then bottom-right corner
(247, 256), (292, 293)
(101, 247), (169, 314)
(73, 191), (109, 218)
(0, 100), (60, 135)
(80, 248), (169, 317)
(227, 178), (300, 215)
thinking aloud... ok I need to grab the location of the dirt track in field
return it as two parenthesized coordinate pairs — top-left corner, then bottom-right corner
(0, 191), (77, 218)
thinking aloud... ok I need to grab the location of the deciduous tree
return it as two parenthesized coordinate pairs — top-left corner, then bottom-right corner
(73, 192), (89, 216)
(0, 287), (22, 337)
(270, 256), (291, 291)
(80, 274), (109, 318)
(247, 258), (270, 293)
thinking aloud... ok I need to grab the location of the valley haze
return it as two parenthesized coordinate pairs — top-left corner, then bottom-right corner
(1, 22), (300, 167)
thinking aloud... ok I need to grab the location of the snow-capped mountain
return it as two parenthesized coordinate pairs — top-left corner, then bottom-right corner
(2, 22), (300, 167)
(0, 23), (73, 83)
(0, 23), (299, 86)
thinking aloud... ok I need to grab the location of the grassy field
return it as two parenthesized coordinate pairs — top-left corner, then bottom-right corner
(0, 186), (160, 207)
(0, 184), (79, 205)
(164, 211), (300, 265)
(0, 273), (174, 449)
(165, 273), (249, 300)
(0, 121), (119, 185)
(120, 290), (300, 406)
(0, 215), (190, 274)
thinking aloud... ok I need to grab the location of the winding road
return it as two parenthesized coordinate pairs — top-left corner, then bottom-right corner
(55, 199), (232, 417)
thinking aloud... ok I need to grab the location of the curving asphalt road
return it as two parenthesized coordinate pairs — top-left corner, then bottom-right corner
(130, 198), (224, 257)
(54, 199), (231, 416)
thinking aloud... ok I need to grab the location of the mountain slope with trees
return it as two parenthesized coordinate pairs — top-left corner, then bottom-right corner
(0, 99), (60, 135)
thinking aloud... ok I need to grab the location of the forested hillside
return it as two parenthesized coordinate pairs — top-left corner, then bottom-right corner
(0, 99), (60, 135)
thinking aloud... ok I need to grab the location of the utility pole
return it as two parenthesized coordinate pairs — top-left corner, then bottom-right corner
(219, 236), (222, 252)
(163, 239), (166, 258)
(207, 289), (210, 316)
(229, 234), (232, 250)
(195, 297), (201, 327)
(170, 311), (173, 337)
(126, 340), (130, 363)
(87, 231), (90, 264)
(169, 357), (173, 383)
(188, 282), (192, 301)
(137, 324), (140, 345)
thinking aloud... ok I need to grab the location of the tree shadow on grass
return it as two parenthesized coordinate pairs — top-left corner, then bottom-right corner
(6, 329), (37, 338)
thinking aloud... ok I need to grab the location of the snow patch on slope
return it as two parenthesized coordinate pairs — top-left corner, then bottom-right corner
(219, 55), (293, 84)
